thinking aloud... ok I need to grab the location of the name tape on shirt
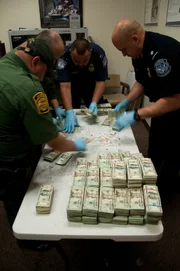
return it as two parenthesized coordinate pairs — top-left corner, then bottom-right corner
(154, 59), (171, 77)
(33, 92), (49, 114)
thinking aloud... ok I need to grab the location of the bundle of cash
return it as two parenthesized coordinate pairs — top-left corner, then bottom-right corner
(87, 161), (99, 170)
(82, 187), (99, 218)
(98, 187), (114, 222)
(129, 188), (145, 216)
(44, 151), (61, 162)
(127, 159), (142, 188)
(114, 188), (130, 216)
(98, 152), (111, 159)
(98, 158), (111, 168)
(86, 168), (100, 187)
(113, 216), (128, 225)
(55, 152), (74, 165)
(76, 158), (88, 167)
(109, 152), (120, 160)
(119, 150), (132, 164)
(100, 168), (112, 188)
(73, 175), (87, 187)
(82, 216), (97, 224)
(67, 186), (84, 219)
(98, 108), (109, 116)
(102, 117), (114, 126)
(143, 185), (163, 224)
(140, 158), (157, 184)
(112, 121), (120, 131)
(131, 153), (144, 160)
(36, 185), (54, 214)
(128, 215), (144, 225)
(112, 161), (127, 188)
(98, 103), (112, 108)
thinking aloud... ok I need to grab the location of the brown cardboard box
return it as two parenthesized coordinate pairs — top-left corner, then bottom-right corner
(105, 74), (120, 88)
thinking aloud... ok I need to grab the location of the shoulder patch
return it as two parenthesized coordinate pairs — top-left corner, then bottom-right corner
(154, 59), (171, 77)
(102, 55), (107, 68)
(57, 59), (67, 70)
(33, 92), (49, 114)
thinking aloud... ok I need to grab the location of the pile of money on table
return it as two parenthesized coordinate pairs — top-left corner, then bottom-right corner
(67, 150), (163, 225)
(44, 151), (74, 165)
(36, 185), (54, 214)
(76, 103), (112, 116)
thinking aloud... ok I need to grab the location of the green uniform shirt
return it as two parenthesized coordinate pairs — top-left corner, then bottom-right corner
(0, 50), (58, 162)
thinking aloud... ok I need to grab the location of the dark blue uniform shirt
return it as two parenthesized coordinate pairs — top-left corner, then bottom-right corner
(56, 43), (108, 84)
(132, 31), (180, 102)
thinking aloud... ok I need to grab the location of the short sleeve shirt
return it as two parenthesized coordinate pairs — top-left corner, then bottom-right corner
(132, 31), (180, 102)
(56, 43), (108, 83)
(0, 51), (58, 161)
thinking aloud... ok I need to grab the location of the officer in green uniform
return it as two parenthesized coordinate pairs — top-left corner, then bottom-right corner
(0, 37), (87, 226)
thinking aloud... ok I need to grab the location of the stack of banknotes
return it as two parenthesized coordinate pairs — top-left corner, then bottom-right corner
(66, 150), (162, 225)
(44, 151), (61, 162)
(140, 158), (158, 184)
(143, 185), (163, 224)
(36, 185), (54, 214)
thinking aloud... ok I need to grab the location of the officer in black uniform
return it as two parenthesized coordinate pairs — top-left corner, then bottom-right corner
(56, 38), (108, 133)
(112, 20), (180, 201)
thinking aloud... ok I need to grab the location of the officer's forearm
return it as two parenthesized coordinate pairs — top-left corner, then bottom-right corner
(60, 82), (73, 110)
(50, 99), (59, 109)
(92, 81), (105, 103)
(126, 82), (144, 103)
(138, 94), (180, 120)
(47, 134), (76, 152)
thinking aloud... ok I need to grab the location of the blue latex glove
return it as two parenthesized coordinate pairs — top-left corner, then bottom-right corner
(74, 138), (87, 151)
(115, 111), (136, 131)
(114, 99), (129, 114)
(55, 107), (66, 122)
(64, 110), (79, 134)
(89, 102), (98, 116)
(52, 118), (62, 132)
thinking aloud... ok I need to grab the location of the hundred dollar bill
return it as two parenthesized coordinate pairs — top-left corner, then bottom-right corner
(44, 151), (61, 162)
(99, 187), (114, 218)
(55, 152), (74, 165)
(67, 186), (84, 217)
(36, 184), (54, 214)
(140, 158), (157, 184)
(83, 187), (99, 217)
(114, 188), (130, 216)
(129, 188), (145, 216)
(143, 185), (163, 219)
(102, 117), (114, 126)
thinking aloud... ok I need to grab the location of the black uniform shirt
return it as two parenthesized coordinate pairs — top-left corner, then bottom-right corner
(132, 31), (180, 102)
(56, 43), (108, 84)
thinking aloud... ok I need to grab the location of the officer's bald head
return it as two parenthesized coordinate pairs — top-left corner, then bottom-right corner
(112, 19), (145, 58)
(37, 30), (64, 61)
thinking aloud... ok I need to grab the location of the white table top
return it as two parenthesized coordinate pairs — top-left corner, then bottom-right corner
(13, 115), (163, 242)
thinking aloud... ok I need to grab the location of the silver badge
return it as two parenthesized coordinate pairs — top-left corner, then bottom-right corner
(154, 59), (171, 77)
(57, 59), (67, 70)
(102, 56), (107, 68)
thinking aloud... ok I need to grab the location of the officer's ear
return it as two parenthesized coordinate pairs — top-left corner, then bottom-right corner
(31, 56), (41, 68)
(132, 35), (140, 45)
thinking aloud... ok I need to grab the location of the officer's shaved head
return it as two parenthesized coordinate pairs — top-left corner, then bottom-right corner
(112, 19), (145, 58)
(70, 38), (92, 68)
(37, 30), (64, 60)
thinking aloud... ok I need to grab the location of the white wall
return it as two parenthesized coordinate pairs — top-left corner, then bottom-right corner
(0, 0), (143, 82)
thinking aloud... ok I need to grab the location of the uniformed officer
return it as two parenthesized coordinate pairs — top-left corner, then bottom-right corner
(0, 34), (87, 226)
(56, 38), (108, 133)
(112, 19), (180, 200)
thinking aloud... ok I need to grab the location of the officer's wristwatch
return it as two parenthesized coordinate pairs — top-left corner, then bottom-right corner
(134, 109), (141, 121)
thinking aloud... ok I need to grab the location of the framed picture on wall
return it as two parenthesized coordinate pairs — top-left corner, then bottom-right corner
(166, 0), (180, 26)
(144, 0), (160, 25)
(38, 0), (83, 28)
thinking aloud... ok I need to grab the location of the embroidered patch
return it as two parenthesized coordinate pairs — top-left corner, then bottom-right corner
(102, 56), (107, 68)
(154, 59), (171, 77)
(33, 92), (49, 114)
(88, 64), (95, 72)
(57, 59), (67, 70)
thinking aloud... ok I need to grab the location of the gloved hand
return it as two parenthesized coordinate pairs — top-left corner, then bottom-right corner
(74, 138), (87, 151)
(55, 107), (66, 122)
(89, 102), (98, 116)
(52, 118), (62, 132)
(114, 99), (129, 114)
(115, 111), (136, 131)
(64, 110), (79, 134)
